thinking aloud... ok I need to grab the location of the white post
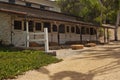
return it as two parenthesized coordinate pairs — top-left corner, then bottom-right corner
(44, 28), (49, 52)
(26, 21), (29, 48)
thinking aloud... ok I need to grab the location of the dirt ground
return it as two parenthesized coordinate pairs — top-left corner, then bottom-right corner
(10, 42), (120, 80)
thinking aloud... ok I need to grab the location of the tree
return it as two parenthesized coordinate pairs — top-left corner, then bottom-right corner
(56, 0), (120, 40)
(56, 0), (103, 24)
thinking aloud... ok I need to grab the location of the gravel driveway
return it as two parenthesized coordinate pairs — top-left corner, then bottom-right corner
(10, 42), (120, 80)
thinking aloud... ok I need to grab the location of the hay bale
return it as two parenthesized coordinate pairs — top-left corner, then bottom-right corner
(71, 44), (84, 50)
(85, 43), (96, 47)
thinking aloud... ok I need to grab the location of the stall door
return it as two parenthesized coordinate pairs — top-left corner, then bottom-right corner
(58, 24), (66, 44)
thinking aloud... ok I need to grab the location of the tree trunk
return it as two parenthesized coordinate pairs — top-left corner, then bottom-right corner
(114, 10), (120, 41)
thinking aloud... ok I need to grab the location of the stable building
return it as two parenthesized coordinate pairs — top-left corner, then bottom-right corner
(0, 0), (114, 47)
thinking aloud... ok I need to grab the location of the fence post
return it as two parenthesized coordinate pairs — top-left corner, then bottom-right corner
(26, 21), (29, 48)
(44, 28), (49, 52)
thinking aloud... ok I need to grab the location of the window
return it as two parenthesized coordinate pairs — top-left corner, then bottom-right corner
(81, 27), (86, 34)
(52, 25), (57, 32)
(24, 21), (34, 32)
(59, 24), (65, 33)
(66, 26), (69, 33)
(43, 22), (51, 32)
(90, 28), (96, 35)
(94, 29), (97, 34)
(28, 21), (34, 32)
(9, 0), (15, 4)
(26, 2), (31, 7)
(76, 26), (80, 34)
(40, 5), (45, 10)
(24, 22), (26, 31)
(90, 28), (94, 35)
(86, 28), (90, 34)
(14, 21), (22, 30)
(35, 22), (42, 31)
(71, 26), (75, 33)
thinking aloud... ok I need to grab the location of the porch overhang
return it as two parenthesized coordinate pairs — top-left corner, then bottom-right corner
(0, 8), (97, 27)
(0, 8), (27, 15)
(102, 24), (115, 29)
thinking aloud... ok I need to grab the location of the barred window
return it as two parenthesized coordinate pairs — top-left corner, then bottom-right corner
(66, 26), (70, 33)
(24, 21), (34, 32)
(81, 27), (86, 34)
(14, 21), (22, 30)
(59, 24), (65, 33)
(9, 0), (15, 4)
(52, 25), (57, 32)
(35, 22), (42, 31)
(90, 28), (96, 35)
(76, 26), (80, 34)
(86, 28), (90, 34)
(71, 26), (75, 33)
(43, 22), (51, 32)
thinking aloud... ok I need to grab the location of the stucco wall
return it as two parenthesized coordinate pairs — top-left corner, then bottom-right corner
(0, 12), (11, 45)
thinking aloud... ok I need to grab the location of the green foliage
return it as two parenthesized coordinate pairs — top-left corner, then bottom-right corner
(56, 0), (119, 25)
(0, 47), (61, 80)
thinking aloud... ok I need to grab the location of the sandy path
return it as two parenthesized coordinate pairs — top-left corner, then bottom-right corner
(10, 43), (120, 80)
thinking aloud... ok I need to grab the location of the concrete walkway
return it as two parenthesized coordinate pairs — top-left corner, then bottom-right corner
(11, 42), (120, 80)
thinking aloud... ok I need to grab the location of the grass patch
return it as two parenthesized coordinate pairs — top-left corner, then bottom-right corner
(0, 46), (61, 79)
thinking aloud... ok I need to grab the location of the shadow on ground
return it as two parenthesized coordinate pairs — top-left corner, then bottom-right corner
(37, 67), (94, 80)
(36, 43), (120, 80)
(72, 44), (120, 76)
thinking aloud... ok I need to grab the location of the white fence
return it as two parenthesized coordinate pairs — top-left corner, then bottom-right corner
(26, 28), (49, 52)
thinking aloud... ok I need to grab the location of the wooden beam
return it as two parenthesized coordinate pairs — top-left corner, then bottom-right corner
(29, 32), (45, 35)
(29, 39), (45, 42)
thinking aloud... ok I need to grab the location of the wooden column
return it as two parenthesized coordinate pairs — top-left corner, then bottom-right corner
(26, 21), (29, 48)
(107, 28), (109, 43)
(104, 28), (106, 43)
(56, 23), (60, 45)
(89, 27), (91, 43)
(44, 28), (49, 52)
(50, 22), (53, 42)
(96, 28), (98, 43)
(80, 26), (82, 43)
(41, 22), (44, 32)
